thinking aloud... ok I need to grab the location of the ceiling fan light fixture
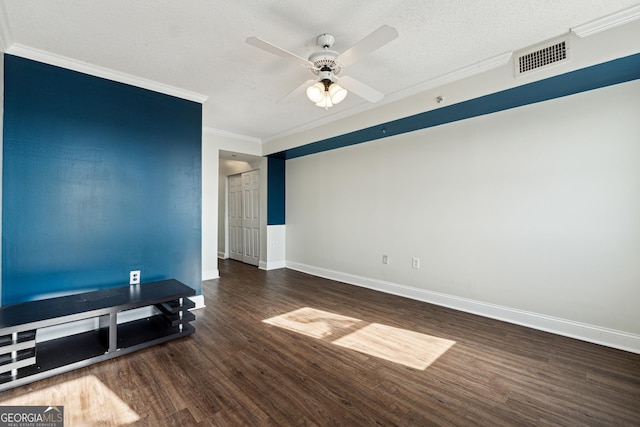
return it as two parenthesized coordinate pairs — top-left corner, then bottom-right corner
(308, 81), (348, 109)
(306, 82), (325, 103)
(328, 83), (347, 104)
(315, 93), (334, 109)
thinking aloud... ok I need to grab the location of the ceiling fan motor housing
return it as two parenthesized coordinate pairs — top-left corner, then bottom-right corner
(316, 33), (335, 49)
(316, 70), (337, 88)
(308, 50), (342, 75)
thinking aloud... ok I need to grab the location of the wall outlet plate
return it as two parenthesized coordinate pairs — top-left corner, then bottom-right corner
(412, 257), (420, 269)
(130, 270), (141, 285)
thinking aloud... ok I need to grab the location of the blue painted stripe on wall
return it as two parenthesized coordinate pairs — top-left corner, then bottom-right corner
(271, 52), (640, 160)
(267, 157), (286, 225)
(2, 55), (203, 305)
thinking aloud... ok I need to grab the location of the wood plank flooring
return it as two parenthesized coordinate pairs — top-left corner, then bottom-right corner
(1, 259), (638, 426)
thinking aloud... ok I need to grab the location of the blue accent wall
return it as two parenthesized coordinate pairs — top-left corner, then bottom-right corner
(267, 157), (286, 225)
(2, 55), (202, 305)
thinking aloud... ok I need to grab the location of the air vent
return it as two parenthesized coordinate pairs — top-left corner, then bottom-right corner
(515, 37), (570, 77)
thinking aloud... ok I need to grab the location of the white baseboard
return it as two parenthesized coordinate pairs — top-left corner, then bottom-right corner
(259, 260), (287, 271)
(189, 294), (206, 310)
(217, 251), (226, 259)
(285, 261), (640, 354)
(38, 295), (206, 343)
(37, 306), (155, 343)
(202, 270), (219, 281)
(37, 318), (99, 343)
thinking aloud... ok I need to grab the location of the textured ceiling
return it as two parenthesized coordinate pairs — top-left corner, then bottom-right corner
(2, 1), (639, 141)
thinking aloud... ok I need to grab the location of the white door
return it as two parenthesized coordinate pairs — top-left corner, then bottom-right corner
(228, 174), (243, 261)
(242, 170), (260, 266)
(227, 170), (260, 266)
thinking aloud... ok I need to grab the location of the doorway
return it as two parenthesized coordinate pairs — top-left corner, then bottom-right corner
(228, 169), (260, 266)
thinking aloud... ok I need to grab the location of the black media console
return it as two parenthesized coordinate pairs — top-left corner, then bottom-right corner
(0, 279), (195, 392)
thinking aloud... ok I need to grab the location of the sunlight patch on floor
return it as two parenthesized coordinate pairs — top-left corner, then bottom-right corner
(263, 307), (362, 339)
(263, 307), (455, 369)
(333, 322), (455, 370)
(0, 374), (140, 426)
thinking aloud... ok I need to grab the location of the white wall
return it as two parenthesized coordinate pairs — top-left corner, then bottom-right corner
(265, 225), (286, 270)
(201, 131), (220, 281)
(285, 79), (640, 350)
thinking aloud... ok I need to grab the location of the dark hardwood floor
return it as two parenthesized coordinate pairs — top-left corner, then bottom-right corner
(1, 259), (639, 426)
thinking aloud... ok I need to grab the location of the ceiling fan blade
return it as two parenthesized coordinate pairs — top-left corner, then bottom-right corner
(336, 25), (399, 67)
(278, 79), (315, 104)
(246, 36), (314, 67)
(337, 76), (384, 103)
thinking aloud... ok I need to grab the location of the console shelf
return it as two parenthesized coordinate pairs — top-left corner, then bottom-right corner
(0, 279), (195, 391)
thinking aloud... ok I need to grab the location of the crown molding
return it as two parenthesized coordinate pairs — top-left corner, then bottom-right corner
(385, 51), (513, 103)
(5, 43), (208, 103)
(203, 126), (262, 144)
(0, 1), (13, 52)
(572, 4), (640, 37)
(263, 51), (512, 145)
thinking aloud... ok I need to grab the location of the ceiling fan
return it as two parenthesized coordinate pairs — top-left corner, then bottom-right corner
(246, 25), (399, 109)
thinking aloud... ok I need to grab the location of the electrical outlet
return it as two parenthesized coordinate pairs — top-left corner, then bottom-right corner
(382, 255), (389, 264)
(130, 270), (141, 285)
(412, 257), (420, 269)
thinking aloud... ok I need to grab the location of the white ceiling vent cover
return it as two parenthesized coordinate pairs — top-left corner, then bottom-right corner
(515, 37), (570, 77)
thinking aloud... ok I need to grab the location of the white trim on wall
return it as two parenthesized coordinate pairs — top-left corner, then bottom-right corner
(203, 126), (261, 144)
(572, 4), (640, 37)
(5, 43), (208, 103)
(202, 270), (219, 281)
(0, 1), (12, 53)
(286, 261), (640, 354)
(259, 260), (287, 271)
